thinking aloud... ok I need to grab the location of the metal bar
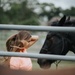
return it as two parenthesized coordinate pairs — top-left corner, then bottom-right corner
(0, 24), (75, 32)
(0, 51), (75, 61)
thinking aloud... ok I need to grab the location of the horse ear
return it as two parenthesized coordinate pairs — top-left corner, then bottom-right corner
(58, 15), (66, 26)
(67, 16), (70, 21)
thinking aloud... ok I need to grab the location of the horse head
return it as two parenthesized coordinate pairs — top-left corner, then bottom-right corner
(37, 15), (75, 69)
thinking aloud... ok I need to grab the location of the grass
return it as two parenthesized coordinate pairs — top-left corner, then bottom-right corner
(32, 59), (75, 71)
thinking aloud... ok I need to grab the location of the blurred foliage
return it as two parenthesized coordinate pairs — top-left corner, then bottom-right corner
(62, 7), (75, 16)
(38, 3), (62, 21)
(37, 2), (75, 21)
(0, 0), (40, 25)
(0, 0), (75, 25)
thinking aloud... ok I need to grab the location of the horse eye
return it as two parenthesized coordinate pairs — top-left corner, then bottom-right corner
(50, 37), (53, 40)
(48, 38), (53, 43)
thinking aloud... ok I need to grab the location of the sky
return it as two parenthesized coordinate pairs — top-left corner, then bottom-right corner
(38, 0), (75, 9)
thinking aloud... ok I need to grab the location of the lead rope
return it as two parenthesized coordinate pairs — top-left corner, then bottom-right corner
(54, 60), (61, 69)
(54, 35), (64, 69)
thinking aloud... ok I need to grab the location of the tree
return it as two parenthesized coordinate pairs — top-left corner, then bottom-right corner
(62, 7), (75, 16)
(0, 0), (40, 25)
(37, 3), (63, 21)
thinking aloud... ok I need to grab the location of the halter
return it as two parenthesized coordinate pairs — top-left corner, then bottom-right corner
(49, 33), (65, 69)
(42, 33), (66, 69)
(42, 33), (65, 54)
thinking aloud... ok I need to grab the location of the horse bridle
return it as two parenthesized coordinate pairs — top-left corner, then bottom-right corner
(41, 33), (66, 68)
(42, 33), (65, 54)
